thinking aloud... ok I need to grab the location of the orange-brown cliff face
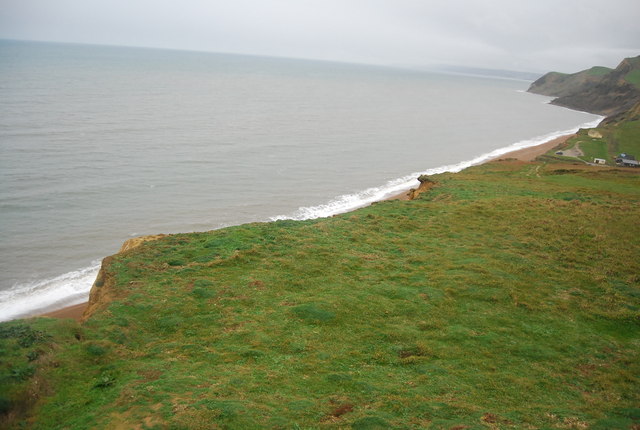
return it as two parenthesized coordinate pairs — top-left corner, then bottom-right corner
(81, 234), (166, 321)
(407, 175), (437, 200)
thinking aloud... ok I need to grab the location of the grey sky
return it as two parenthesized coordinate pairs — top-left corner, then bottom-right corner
(1, 0), (638, 73)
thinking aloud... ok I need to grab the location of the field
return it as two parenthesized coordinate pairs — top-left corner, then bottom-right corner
(2, 157), (639, 429)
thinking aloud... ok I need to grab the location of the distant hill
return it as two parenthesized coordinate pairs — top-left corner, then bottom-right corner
(433, 65), (541, 81)
(528, 56), (640, 116)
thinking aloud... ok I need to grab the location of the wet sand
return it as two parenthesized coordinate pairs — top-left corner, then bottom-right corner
(41, 302), (87, 321)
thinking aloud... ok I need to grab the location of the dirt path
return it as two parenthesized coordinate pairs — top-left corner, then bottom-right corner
(558, 143), (583, 158)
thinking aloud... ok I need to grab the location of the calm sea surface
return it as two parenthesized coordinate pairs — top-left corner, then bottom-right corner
(0, 40), (600, 320)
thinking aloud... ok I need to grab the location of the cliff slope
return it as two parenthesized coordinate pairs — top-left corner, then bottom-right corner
(528, 56), (640, 116)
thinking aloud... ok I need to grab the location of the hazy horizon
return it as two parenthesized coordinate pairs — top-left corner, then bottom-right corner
(0, 38), (549, 79)
(1, 0), (638, 74)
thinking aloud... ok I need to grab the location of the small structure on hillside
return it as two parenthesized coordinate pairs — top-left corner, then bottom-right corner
(615, 153), (639, 167)
(588, 130), (603, 138)
(618, 159), (640, 167)
(593, 158), (606, 165)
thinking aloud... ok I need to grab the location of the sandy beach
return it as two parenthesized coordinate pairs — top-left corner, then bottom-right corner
(38, 134), (572, 322)
(40, 302), (88, 320)
(491, 134), (574, 162)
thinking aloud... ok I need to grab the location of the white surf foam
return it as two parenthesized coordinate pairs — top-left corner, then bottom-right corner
(0, 261), (101, 322)
(1, 118), (603, 323)
(271, 117), (603, 222)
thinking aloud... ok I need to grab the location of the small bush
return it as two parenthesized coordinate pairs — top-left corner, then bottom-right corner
(0, 397), (11, 414)
(326, 373), (352, 383)
(239, 349), (264, 359)
(0, 324), (48, 348)
(614, 407), (640, 420)
(156, 316), (183, 333)
(194, 279), (213, 288)
(191, 279), (215, 299)
(114, 317), (129, 327)
(86, 344), (107, 357)
(93, 372), (116, 389)
(11, 365), (35, 381)
(200, 400), (241, 419)
(591, 417), (633, 429)
(351, 416), (390, 429)
(192, 288), (214, 299)
(292, 304), (336, 323)
(167, 259), (186, 267)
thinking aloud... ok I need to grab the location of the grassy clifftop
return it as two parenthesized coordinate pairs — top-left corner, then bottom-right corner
(2, 157), (639, 428)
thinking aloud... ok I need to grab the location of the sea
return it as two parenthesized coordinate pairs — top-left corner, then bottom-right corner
(0, 40), (602, 321)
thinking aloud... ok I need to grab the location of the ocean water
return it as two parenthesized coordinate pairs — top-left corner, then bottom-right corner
(0, 40), (601, 321)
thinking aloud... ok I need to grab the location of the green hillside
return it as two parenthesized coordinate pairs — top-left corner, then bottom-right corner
(2, 158), (639, 429)
(539, 102), (640, 165)
(528, 56), (640, 115)
(622, 57), (640, 88)
(587, 66), (613, 76)
(625, 70), (640, 88)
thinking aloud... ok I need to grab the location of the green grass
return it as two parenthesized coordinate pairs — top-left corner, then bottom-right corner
(2, 162), (639, 429)
(588, 66), (613, 76)
(577, 139), (609, 163)
(625, 69), (640, 88)
(612, 119), (640, 156)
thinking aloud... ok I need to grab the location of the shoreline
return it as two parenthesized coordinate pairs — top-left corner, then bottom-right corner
(36, 134), (573, 322)
(489, 134), (574, 162)
(41, 302), (88, 321)
(387, 133), (574, 201)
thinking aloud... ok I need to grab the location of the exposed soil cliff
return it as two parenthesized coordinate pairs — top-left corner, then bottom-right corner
(407, 175), (437, 200)
(82, 234), (166, 321)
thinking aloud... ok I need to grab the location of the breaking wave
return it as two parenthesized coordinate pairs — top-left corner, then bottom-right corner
(0, 261), (101, 322)
(271, 117), (603, 221)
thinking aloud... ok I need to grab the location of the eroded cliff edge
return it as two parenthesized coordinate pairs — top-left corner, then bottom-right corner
(82, 234), (166, 321)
